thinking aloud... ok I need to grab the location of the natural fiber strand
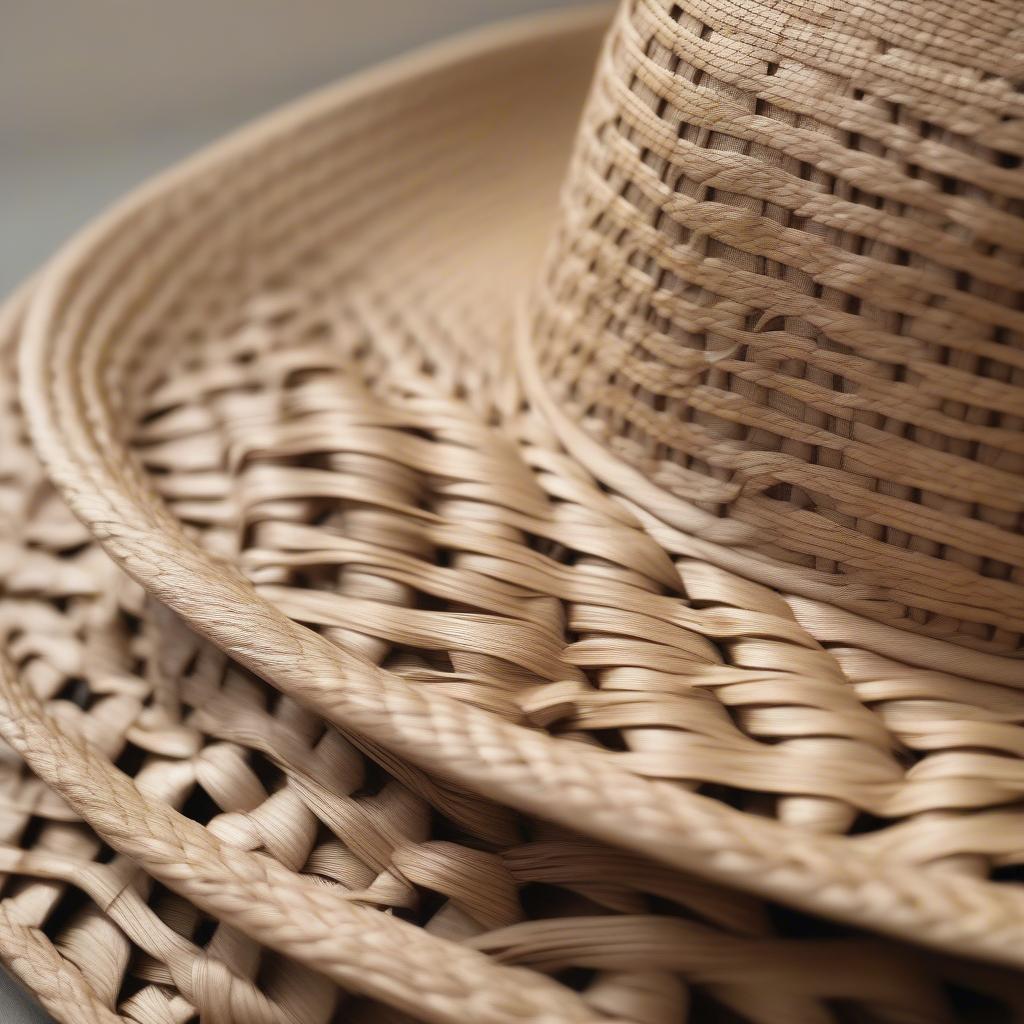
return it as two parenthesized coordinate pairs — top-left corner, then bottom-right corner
(2, 4), (1024, 1021)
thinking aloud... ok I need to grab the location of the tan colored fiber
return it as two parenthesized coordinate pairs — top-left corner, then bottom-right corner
(25, 236), (1024, 964)
(2, 3), (1024, 1022)
(0, 277), (713, 1023)
(0, 904), (124, 1024)
(528, 0), (1024, 651)
(0, 651), (605, 1024)
(3, 269), (988, 1024)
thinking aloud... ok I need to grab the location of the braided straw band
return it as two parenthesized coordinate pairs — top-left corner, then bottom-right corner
(0, 904), (123, 1024)
(0, 282), (852, 1024)
(18, 48), (1024, 981)
(0, 650), (604, 1024)
(17, 6), (1024, 971)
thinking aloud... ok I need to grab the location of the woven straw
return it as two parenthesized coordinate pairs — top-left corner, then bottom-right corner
(528, 0), (1024, 652)
(2, 4), (1024, 1023)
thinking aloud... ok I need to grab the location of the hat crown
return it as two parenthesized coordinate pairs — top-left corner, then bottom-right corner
(526, 0), (1024, 654)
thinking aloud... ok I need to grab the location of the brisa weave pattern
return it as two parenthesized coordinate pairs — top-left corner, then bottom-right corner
(7, 271), (1012, 1022)
(529, 0), (1024, 652)
(2, 5), (1024, 1023)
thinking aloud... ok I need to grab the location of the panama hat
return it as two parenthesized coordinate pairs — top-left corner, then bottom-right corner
(2, 3), (1024, 1021)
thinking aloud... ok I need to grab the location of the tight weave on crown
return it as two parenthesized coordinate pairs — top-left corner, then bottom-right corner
(528, 0), (1024, 654)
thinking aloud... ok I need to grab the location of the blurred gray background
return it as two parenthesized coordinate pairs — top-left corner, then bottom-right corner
(2, 1), (570, 296)
(0, 3), (568, 1020)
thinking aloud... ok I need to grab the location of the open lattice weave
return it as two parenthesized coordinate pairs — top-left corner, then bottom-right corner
(2, 5), (1023, 1024)
(6, 269), (1018, 1022)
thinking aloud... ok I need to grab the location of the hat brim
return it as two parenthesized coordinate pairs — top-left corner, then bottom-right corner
(11, 1), (1024, 988)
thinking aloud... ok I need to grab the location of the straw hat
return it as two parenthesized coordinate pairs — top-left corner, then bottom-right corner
(2, 3), (1023, 1021)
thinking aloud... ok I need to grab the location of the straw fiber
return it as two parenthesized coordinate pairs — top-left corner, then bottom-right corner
(1, 4), (1023, 1023)
(528, 0), (1024, 652)
(7, 275), (1020, 1023)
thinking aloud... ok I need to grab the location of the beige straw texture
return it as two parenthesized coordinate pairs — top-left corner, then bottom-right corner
(0, 281), (705, 1023)
(528, 0), (1024, 652)
(2, 198), (1013, 1024)
(2, 4), (1024, 1022)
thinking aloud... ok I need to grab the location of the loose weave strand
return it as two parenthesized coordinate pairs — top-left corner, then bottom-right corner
(3, 271), (993, 1023)
(0, 651), (607, 1024)
(19, 18), (1024, 967)
(3, 5), (1024, 1022)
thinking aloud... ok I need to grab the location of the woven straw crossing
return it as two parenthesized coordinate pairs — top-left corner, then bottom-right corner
(2, 4), (1024, 1023)
(4, 244), (1022, 1024)
(528, 0), (1024, 652)
(0, 283), (834, 1024)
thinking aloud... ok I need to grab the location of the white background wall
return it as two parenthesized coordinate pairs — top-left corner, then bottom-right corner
(0, 3), (570, 1020)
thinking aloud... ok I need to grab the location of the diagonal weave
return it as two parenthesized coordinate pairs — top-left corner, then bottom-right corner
(2, 5), (1024, 1023)
(7, 272), (1019, 1022)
